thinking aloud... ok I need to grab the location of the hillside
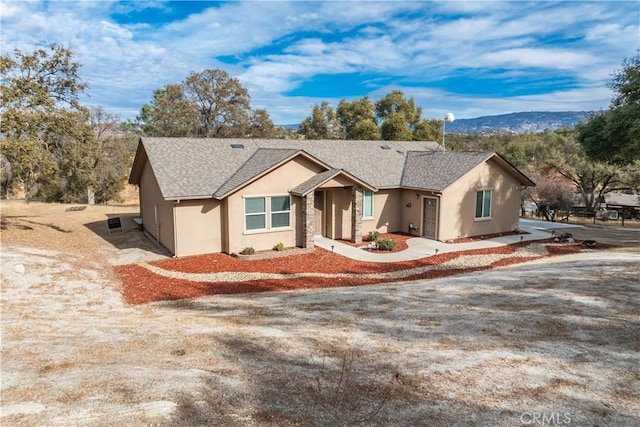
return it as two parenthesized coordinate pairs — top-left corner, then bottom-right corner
(446, 111), (590, 133)
(281, 111), (591, 134)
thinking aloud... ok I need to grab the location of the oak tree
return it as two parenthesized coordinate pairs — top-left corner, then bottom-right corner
(577, 53), (640, 165)
(375, 90), (423, 140)
(140, 69), (269, 138)
(1, 44), (99, 201)
(298, 102), (340, 139)
(336, 97), (379, 140)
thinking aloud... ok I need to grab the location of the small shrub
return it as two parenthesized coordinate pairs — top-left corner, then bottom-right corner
(376, 238), (396, 251)
(366, 231), (380, 242)
(282, 349), (399, 425)
(240, 247), (255, 255)
(274, 242), (284, 251)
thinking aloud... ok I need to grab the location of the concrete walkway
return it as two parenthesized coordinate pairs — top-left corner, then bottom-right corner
(314, 219), (554, 263)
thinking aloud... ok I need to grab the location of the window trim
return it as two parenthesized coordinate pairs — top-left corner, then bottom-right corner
(270, 195), (291, 229)
(244, 196), (267, 231)
(362, 190), (374, 219)
(243, 194), (292, 233)
(474, 189), (492, 220)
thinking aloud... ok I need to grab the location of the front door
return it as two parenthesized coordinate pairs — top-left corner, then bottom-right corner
(423, 198), (438, 239)
(314, 190), (325, 236)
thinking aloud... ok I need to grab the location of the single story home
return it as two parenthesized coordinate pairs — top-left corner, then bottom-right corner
(603, 193), (640, 219)
(129, 138), (535, 257)
(573, 192), (640, 220)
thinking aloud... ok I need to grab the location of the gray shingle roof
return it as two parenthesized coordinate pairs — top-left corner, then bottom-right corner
(401, 151), (493, 191)
(137, 138), (445, 199)
(139, 138), (256, 199)
(254, 139), (442, 188)
(573, 192), (640, 208)
(136, 138), (536, 199)
(604, 193), (640, 207)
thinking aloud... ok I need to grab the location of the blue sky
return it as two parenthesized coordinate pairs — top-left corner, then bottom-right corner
(1, 1), (638, 124)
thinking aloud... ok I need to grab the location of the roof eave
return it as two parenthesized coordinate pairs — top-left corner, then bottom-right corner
(165, 195), (219, 202)
(127, 138), (146, 185)
(490, 153), (536, 187)
(400, 185), (444, 193)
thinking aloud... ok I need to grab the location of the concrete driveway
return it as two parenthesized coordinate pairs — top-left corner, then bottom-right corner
(315, 219), (552, 262)
(521, 218), (640, 249)
(316, 218), (640, 262)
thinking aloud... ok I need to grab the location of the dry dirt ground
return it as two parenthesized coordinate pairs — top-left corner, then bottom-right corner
(1, 201), (639, 426)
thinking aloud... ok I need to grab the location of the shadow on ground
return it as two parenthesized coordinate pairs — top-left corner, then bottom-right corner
(83, 212), (168, 256)
(160, 254), (640, 426)
(551, 225), (640, 248)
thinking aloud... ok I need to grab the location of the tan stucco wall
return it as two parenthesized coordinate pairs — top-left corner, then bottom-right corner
(400, 189), (439, 238)
(362, 189), (403, 235)
(140, 154), (524, 255)
(226, 157), (324, 253)
(325, 188), (352, 239)
(438, 159), (522, 241)
(139, 161), (175, 254)
(173, 199), (222, 257)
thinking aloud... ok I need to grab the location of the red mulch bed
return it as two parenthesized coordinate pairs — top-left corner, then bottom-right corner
(336, 232), (412, 252)
(115, 239), (607, 305)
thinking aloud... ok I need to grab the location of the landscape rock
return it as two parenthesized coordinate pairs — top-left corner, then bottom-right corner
(13, 264), (25, 275)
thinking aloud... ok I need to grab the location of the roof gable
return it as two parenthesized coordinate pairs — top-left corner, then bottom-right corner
(401, 151), (535, 191)
(128, 140), (148, 185)
(401, 151), (494, 191)
(290, 169), (377, 197)
(213, 148), (299, 198)
(486, 153), (536, 187)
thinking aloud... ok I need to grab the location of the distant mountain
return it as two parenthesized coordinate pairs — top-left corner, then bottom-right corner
(279, 111), (592, 134)
(445, 111), (591, 133)
(279, 124), (300, 130)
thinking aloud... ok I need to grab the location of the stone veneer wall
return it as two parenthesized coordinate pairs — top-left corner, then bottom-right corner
(351, 187), (362, 243)
(302, 192), (315, 248)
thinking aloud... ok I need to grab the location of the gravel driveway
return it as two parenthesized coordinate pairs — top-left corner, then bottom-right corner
(1, 202), (639, 426)
(520, 218), (640, 248)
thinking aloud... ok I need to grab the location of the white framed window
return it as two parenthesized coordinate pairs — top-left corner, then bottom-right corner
(363, 191), (374, 218)
(475, 190), (492, 219)
(270, 195), (291, 228)
(245, 197), (267, 230)
(244, 195), (291, 231)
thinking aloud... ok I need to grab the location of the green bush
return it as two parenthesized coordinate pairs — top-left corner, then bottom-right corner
(376, 238), (396, 251)
(366, 231), (380, 242)
(274, 242), (284, 251)
(240, 247), (255, 255)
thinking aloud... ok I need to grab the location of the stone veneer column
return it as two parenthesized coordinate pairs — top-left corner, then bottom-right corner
(302, 192), (315, 248)
(351, 186), (363, 244)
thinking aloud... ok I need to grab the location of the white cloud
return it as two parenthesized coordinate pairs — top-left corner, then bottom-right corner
(1, 0), (637, 123)
(0, 0), (23, 18)
(480, 48), (595, 70)
(586, 23), (623, 41)
(100, 20), (133, 39)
